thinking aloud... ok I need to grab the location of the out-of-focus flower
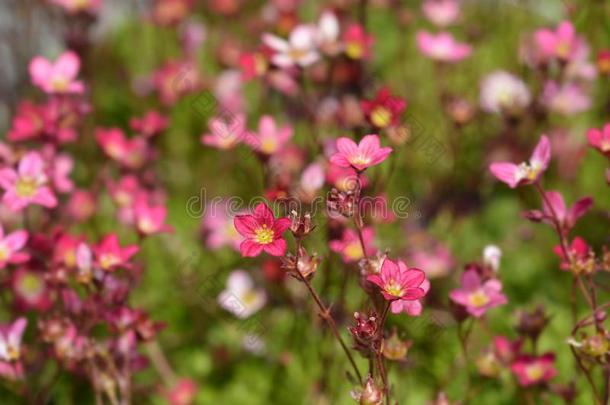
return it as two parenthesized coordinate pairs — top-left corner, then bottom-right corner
(553, 237), (595, 274)
(489, 135), (550, 188)
(0, 226), (28, 269)
(416, 31), (471, 63)
(316, 10), (341, 56)
(233, 202), (290, 257)
(263, 25), (319, 68)
(422, 0), (461, 27)
(449, 270), (507, 317)
(13, 269), (51, 311)
(0, 317), (26, 380)
(93, 234), (139, 272)
(218, 270), (266, 318)
(165, 378), (198, 405)
(479, 71), (531, 115)
(0, 151), (57, 211)
(153, 61), (200, 105)
(382, 330), (412, 361)
(516, 306), (550, 341)
(95, 128), (148, 169)
(134, 198), (173, 236)
(129, 111), (168, 138)
(349, 312), (379, 351)
(350, 376), (384, 405)
(201, 113), (248, 150)
(343, 24), (374, 60)
(587, 123), (610, 158)
(493, 335), (522, 364)
(239, 51), (269, 80)
(29, 51), (84, 94)
(245, 115), (293, 155)
(541, 81), (591, 116)
(367, 258), (427, 302)
(511, 354), (557, 387)
(534, 21), (584, 63)
(330, 135), (392, 171)
(597, 50), (610, 75)
(330, 227), (375, 263)
(483, 245), (501, 273)
(67, 190), (96, 222)
(568, 332), (610, 359)
(476, 349), (501, 378)
(410, 244), (454, 279)
(360, 88), (407, 129)
(49, 0), (101, 14)
(153, 0), (193, 26)
(202, 202), (242, 252)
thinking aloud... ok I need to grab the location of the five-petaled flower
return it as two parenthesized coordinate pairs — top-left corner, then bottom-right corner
(511, 353), (557, 387)
(93, 234), (139, 271)
(489, 135), (551, 188)
(330, 135), (392, 172)
(449, 270), (507, 317)
(29, 51), (84, 94)
(367, 258), (428, 303)
(587, 123), (610, 158)
(360, 88), (407, 129)
(234, 203), (290, 257)
(0, 151), (58, 211)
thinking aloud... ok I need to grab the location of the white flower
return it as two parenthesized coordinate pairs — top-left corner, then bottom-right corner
(263, 25), (320, 68)
(218, 270), (266, 319)
(483, 245), (502, 273)
(480, 71), (531, 114)
(316, 11), (342, 55)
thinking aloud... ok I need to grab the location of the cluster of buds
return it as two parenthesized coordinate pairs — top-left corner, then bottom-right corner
(349, 312), (381, 354)
(516, 306), (551, 344)
(568, 330), (610, 363)
(327, 187), (358, 218)
(281, 246), (319, 280)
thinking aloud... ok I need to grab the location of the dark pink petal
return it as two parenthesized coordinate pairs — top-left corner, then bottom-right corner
(366, 274), (384, 288)
(401, 287), (425, 300)
(272, 217), (291, 235)
(0, 169), (17, 190)
(587, 128), (602, 147)
(542, 191), (566, 222)
(240, 239), (263, 257)
(400, 268), (425, 288)
(568, 197), (593, 226)
(32, 188), (57, 208)
(263, 238), (287, 256)
(460, 270), (481, 290)
(234, 214), (258, 237)
(253, 203), (274, 227)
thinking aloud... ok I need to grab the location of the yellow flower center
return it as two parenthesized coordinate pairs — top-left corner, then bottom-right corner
(15, 177), (38, 197)
(6, 345), (20, 361)
(254, 54), (268, 75)
(0, 245), (9, 262)
(525, 364), (544, 381)
(254, 225), (274, 245)
(288, 48), (309, 61)
(345, 242), (364, 260)
(21, 272), (43, 297)
(556, 42), (570, 59)
(100, 254), (119, 269)
(468, 290), (490, 308)
(260, 138), (277, 154)
(385, 279), (404, 298)
(371, 107), (392, 128)
(52, 76), (70, 92)
(346, 42), (364, 59)
(350, 154), (371, 166)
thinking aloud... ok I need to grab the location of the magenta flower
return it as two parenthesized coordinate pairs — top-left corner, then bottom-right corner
(542, 191), (592, 230)
(587, 123), (610, 158)
(96, 128), (148, 169)
(329, 227), (375, 263)
(391, 278), (430, 316)
(343, 23), (374, 60)
(201, 113), (248, 150)
(234, 203), (290, 257)
(367, 258), (427, 302)
(511, 353), (557, 387)
(330, 135), (392, 171)
(0, 226), (28, 269)
(129, 110), (169, 138)
(489, 135), (551, 188)
(416, 31), (472, 63)
(93, 234), (140, 271)
(245, 115), (293, 155)
(0, 151), (57, 211)
(13, 268), (51, 311)
(553, 237), (593, 272)
(449, 270), (507, 317)
(28, 51), (84, 94)
(534, 21), (583, 62)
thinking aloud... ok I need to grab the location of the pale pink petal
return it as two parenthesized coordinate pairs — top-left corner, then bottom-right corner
(531, 135), (551, 169)
(54, 51), (80, 80)
(4, 231), (27, 251)
(489, 162), (519, 188)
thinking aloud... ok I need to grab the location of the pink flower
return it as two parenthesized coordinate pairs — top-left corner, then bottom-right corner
(129, 110), (168, 138)
(0, 317), (26, 380)
(0, 151), (57, 211)
(0, 226), (28, 268)
(541, 81), (591, 116)
(534, 21), (584, 62)
(330, 135), (392, 171)
(96, 128), (148, 169)
(165, 378), (198, 405)
(449, 270), (507, 317)
(201, 113), (248, 150)
(49, 0), (102, 14)
(134, 199), (173, 236)
(245, 115), (293, 155)
(587, 123), (610, 158)
(367, 258), (427, 302)
(511, 353), (557, 387)
(233, 203), (290, 257)
(360, 88), (407, 129)
(553, 237), (593, 272)
(93, 234), (140, 271)
(13, 268), (51, 311)
(153, 61), (200, 105)
(391, 278), (430, 316)
(416, 31), (471, 63)
(330, 227), (375, 263)
(28, 51), (84, 94)
(409, 244), (454, 279)
(422, 0), (461, 27)
(343, 24), (374, 60)
(239, 51), (269, 80)
(542, 191), (592, 230)
(202, 201), (242, 252)
(489, 135), (551, 188)
(262, 25), (320, 68)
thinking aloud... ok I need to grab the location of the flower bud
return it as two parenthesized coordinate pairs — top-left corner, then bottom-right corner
(350, 376), (384, 405)
(289, 210), (315, 238)
(281, 246), (319, 280)
(349, 312), (380, 352)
